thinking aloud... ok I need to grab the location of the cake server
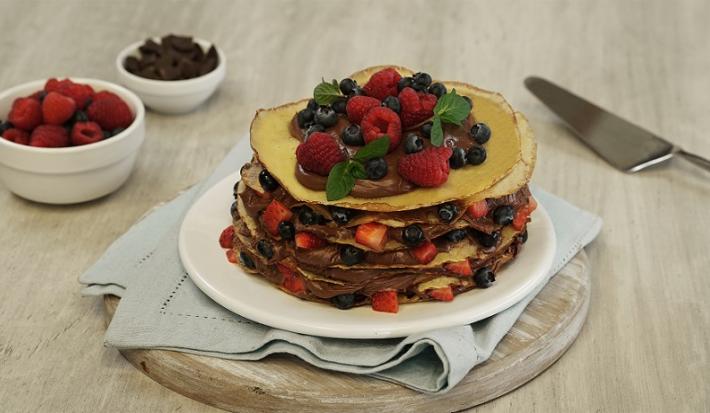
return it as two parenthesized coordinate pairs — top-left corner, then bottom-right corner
(524, 76), (710, 173)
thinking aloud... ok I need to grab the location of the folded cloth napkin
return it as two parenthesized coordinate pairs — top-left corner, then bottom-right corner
(80, 138), (602, 394)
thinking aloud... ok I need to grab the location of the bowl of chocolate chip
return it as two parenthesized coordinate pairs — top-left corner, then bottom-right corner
(116, 34), (226, 114)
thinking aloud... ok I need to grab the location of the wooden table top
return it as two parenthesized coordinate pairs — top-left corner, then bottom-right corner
(1, 1), (708, 412)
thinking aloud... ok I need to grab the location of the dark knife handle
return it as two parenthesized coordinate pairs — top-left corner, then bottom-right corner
(676, 149), (710, 173)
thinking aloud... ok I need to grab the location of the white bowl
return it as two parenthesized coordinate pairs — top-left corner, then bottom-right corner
(0, 78), (145, 204)
(115, 38), (226, 114)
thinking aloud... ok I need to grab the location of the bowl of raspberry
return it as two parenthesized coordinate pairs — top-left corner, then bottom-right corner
(0, 78), (145, 204)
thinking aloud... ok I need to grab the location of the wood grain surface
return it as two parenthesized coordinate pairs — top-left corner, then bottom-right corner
(0, 1), (708, 412)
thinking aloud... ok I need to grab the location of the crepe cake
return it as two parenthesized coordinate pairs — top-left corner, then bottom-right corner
(218, 66), (537, 313)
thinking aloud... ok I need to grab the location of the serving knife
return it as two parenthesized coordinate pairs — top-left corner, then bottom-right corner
(525, 76), (710, 173)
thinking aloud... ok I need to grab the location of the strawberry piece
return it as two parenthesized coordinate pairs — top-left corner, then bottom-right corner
(445, 260), (473, 276)
(397, 147), (452, 187)
(346, 95), (380, 124)
(87, 91), (133, 130)
(2, 128), (30, 145)
(371, 290), (399, 313)
(42, 92), (76, 125)
(398, 87), (437, 128)
(8, 97), (42, 130)
(512, 197), (538, 230)
(360, 106), (402, 152)
(70, 121), (103, 146)
(355, 222), (389, 251)
(411, 240), (438, 264)
(219, 225), (235, 249)
(466, 200), (489, 219)
(29, 125), (69, 148)
(262, 200), (293, 235)
(363, 68), (401, 100)
(429, 286), (454, 301)
(295, 232), (326, 249)
(226, 249), (238, 263)
(278, 264), (306, 294)
(295, 132), (345, 176)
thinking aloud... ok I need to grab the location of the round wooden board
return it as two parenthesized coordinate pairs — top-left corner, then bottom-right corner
(103, 250), (590, 413)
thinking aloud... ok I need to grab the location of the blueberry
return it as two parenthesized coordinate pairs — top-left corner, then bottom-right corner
(473, 267), (495, 288)
(349, 86), (364, 97)
(230, 201), (238, 219)
(365, 157), (388, 180)
(402, 224), (424, 247)
(420, 122), (433, 139)
(305, 124), (325, 137)
(475, 230), (500, 248)
(74, 110), (89, 123)
(258, 170), (279, 192)
(413, 72), (432, 90)
(428, 82), (447, 98)
(339, 78), (358, 95)
(492, 206), (515, 226)
(332, 98), (347, 114)
(239, 251), (256, 269)
(462, 95), (473, 110)
(467, 146), (487, 165)
(519, 229), (528, 244)
(446, 229), (467, 243)
(397, 76), (413, 91)
(298, 207), (319, 225)
(307, 99), (318, 111)
(233, 180), (240, 198)
(449, 147), (467, 169)
(297, 108), (314, 128)
(469, 123), (491, 144)
(256, 239), (274, 259)
(340, 245), (365, 266)
(278, 221), (295, 240)
(381, 96), (400, 113)
(404, 133), (424, 154)
(437, 203), (459, 223)
(331, 293), (356, 309)
(341, 124), (364, 146)
(0, 121), (12, 135)
(103, 127), (125, 139)
(314, 106), (337, 128)
(331, 207), (353, 225)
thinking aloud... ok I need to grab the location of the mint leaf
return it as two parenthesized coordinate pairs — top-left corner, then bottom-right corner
(430, 116), (443, 146)
(314, 79), (342, 106)
(349, 161), (368, 179)
(434, 89), (470, 126)
(326, 161), (355, 201)
(353, 136), (390, 161)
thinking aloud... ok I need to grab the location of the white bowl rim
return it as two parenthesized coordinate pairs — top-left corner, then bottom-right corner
(0, 78), (145, 154)
(115, 37), (226, 88)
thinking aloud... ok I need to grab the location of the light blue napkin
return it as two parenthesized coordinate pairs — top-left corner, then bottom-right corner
(80, 138), (602, 394)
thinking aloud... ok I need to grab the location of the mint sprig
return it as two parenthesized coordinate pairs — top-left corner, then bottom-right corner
(313, 79), (342, 106)
(430, 89), (471, 146)
(326, 136), (390, 201)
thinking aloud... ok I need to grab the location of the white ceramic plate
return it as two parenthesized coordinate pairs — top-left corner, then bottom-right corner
(179, 171), (557, 339)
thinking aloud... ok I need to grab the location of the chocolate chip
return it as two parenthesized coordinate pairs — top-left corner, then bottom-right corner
(126, 34), (219, 81)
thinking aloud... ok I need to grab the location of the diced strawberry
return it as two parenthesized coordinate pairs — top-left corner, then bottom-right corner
(444, 260), (472, 276)
(355, 222), (389, 251)
(226, 249), (238, 263)
(219, 225), (235, 249)
(371, 290), (399, 313)
(512, 197), (538, 231)
(295, 232), (326, 249)
(262, 200), (293, 235)
(429, 286), (454, 301)
(278, 264), (306, 294)
(466, 200), (489, 219)
(411, 240), (437, 264)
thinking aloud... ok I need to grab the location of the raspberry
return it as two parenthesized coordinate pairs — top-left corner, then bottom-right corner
(295, 132), (345, 176)
(44, 78), (63, 93)
(363, 68), (401, 100)
(8, 97), (42, 131)
(345, 96), (380, 124)
(397, 147), (452, 187)
(70, 121), (103, 146)
(87, 92), (133, 130)
(398, 87), (437, 128)
(45, 78), (95, 108)
(360, 107), (402, 152)
(42, 92), (76, 125)
(29, 125), (69, 148)
(2, 128), (30, 145)
(219, 225), (235, 249)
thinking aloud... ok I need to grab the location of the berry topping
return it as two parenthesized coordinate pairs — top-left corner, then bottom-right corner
(512, 197), (537, 230)
(403, 133), (424, 154)
(341, 124), (365, 146)
(420, 122), (433, 139)
(449, 147), (467, 169)
(519, 230), (529, 244)
(339, 78), (358, 95)
(230, 201), (238, 219)
(474, 267), (495, 288)
(331, 293), (356, 310)
(278, 264), (305, 294)
(363, 68), (401, 100)
(467, 146), (487, 165)
(355, 222), (389, 251)
(307, 99), (319, 111)
(397, 76), (413, 92)
(397, 147), (452, 187)
(8, 97), (42, 131)
(219, 225), (235, 249)
(2, 128), (29, 145)
(428, 82), (447, 98)
(332, 98), (347, 114)
(371, 290), (399, 313)
(438, 203), (459, 223)
(298, 207), (322, 225)
(295, 232), (326, 249)
(278, 221), (296, 240)
(239, 251), (256, 269)
(445, 261), (473, 276)
(314, 106), (338, 128)
(226, 249), (238, 263)
(411, 240), (437, 264)
(446, 229), (467, 243)
(262, 199), (293, 235)
(305, 124), (325, 137)
(365, 157), (388, 180)
(381, 96), (401, 114)
(466, 200), (489, 219)
(258, 169), (280, 192)
(331, 207), (354, 225)
(29, 125), (69, 148)
(398, 87), (437, 128)
(492, 205), (515, 226)
(296, 108), (314, 128)
(402, 224), (425, 247)
(345, 95), (380, 124)
(361, 107), (402, 151)
(412, 72), (432, 91)
(470, 123), (491, 144)
(340, 245), (365, 266)
(429, 286), (454, 301)
(475, 230), (500, 248)
(87, 91), (133, 130)
(42, 92), (76, 125)
(70, 121), (103, 146)
(461, 95), (473, 111)
(296, 132), (345, 176)
(257, 239), (275, 259)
